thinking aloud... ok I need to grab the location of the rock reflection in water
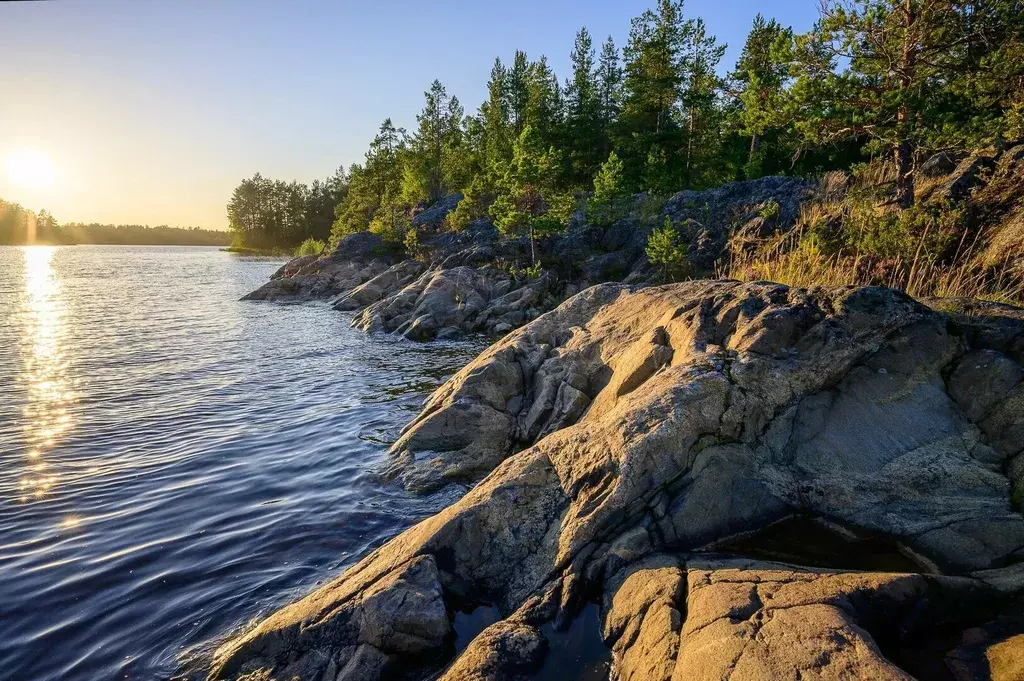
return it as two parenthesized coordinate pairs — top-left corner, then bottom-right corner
(535, 603), (611, 681)
(713, 515), (936, 573)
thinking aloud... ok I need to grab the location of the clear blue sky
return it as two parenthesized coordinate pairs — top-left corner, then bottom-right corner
(0, 0), (818, 229)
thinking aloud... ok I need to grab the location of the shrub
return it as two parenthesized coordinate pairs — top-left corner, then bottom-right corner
(758, 199), (780, 220)
(588, 152), (631, 226)
(446, 176), (494, 231)
(646, 217), (691, 282)
(368, 210), (411, 245)
(294, 237), (326, 257)
(403, 228), (424, 259)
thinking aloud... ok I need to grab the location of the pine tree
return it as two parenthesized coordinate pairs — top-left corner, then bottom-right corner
(331, 119), (406, 242)
(596, 36), (623, 156)
(790, 0), (1024, 207)
(588, 151), (631, 225)
(482, 58), (512, 168)
(565, 27), (603, 184)
(619, 0), (689, 188)
(646, 216), (690, 281)
(405, 81), (464, 204)
(679, 17), (727, 188)
(507, 51), (531, 137)
(727, 14), (795, 178)
(525, 55), (564, 152)
(490, 125), (567, 265)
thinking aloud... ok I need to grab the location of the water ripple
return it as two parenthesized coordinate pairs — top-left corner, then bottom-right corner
(0, 245), (480, 681)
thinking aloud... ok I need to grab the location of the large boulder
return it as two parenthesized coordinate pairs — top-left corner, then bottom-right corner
(920, 150), (965, 178)
(331, 259), (427, 311)
(208, 281), (1024, 681)
(411, 193), (463, 231)
(662, 175), (816, 271)
(351, 266), (556, 341)
(936, 154), (998, 203)
(242, 233), (394, 302)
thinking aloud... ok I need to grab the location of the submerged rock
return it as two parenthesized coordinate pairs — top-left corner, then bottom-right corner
(208, 281), (1024, 681)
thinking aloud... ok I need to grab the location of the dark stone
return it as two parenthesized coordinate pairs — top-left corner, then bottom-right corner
(920, 151), (964, 178)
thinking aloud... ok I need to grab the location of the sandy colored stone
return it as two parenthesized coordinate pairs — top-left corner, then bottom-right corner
(210, 281), (1024, 681)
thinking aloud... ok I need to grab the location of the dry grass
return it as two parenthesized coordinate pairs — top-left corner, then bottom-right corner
(721, 225), (1024, 306)
(720, 155), (1024, 307)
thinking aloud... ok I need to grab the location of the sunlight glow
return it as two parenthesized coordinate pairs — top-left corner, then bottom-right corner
(5, 149), (55, 190)
(16, 247), (75, 503)
(60, 516), (84, 530)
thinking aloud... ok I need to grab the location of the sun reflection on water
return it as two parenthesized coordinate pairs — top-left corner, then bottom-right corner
(17, 246), (75, 503)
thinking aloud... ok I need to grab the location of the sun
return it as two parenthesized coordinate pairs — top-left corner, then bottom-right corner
(5, 150), (55, 190)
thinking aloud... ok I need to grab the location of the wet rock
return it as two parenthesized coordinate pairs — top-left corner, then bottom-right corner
(946, 617), (1024, 681)
(438, 621), (546, 681)
(208, 554), (449, 681)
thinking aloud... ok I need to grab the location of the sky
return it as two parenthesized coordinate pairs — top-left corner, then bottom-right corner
(0, 0), (818, 230)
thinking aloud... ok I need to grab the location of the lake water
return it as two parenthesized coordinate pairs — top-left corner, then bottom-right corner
(0, 245), (480, 681)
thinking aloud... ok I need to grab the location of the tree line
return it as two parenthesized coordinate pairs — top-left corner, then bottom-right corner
(226, 0), (1023, 254)
(0, 199), (231, 246)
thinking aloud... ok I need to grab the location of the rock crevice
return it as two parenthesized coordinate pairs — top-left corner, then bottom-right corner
(207, 281), (1024, 681)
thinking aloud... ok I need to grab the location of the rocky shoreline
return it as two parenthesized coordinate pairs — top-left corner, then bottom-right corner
(207, 280), (1024, 681)
(240, 175), (817, 341)
(240, 142), (1024, 348)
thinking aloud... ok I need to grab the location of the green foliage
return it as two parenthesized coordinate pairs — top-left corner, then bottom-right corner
(726, 14), (796, 179)
(228, 169), (347, 250)
(520, 261), (544, 279)
(588, 151), (631, 225)
(330, 119), (407, 246)
(758, 199), (780, 220)
(508, 50), (531, 136)
(403, 80), (467, 204)
(446, 174), (495, 231)
(646, 216), (691, 281)
(225, 0), (1022, 277)
(294, 238), (326, 257)
(678, 17), (727, 188)
(368, 191), (411, 245)
(403, 228), (424, 259)
(838, 198), (966, 263)
(596, 36), (623, 159)
(564, 27), (604, 184)
(491, 125), (570, 264)
(787, 0), (1024, 206)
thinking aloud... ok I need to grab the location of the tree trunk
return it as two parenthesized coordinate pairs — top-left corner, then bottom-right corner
(895, 0), (918, 209)
(686, 105), (696, 181)
(529, 223), (536, 266)
(748, 133), (761, 167)
(895, 136), (915, 209)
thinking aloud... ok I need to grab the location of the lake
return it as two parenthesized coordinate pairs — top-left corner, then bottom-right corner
(0, 245), (479, 680)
